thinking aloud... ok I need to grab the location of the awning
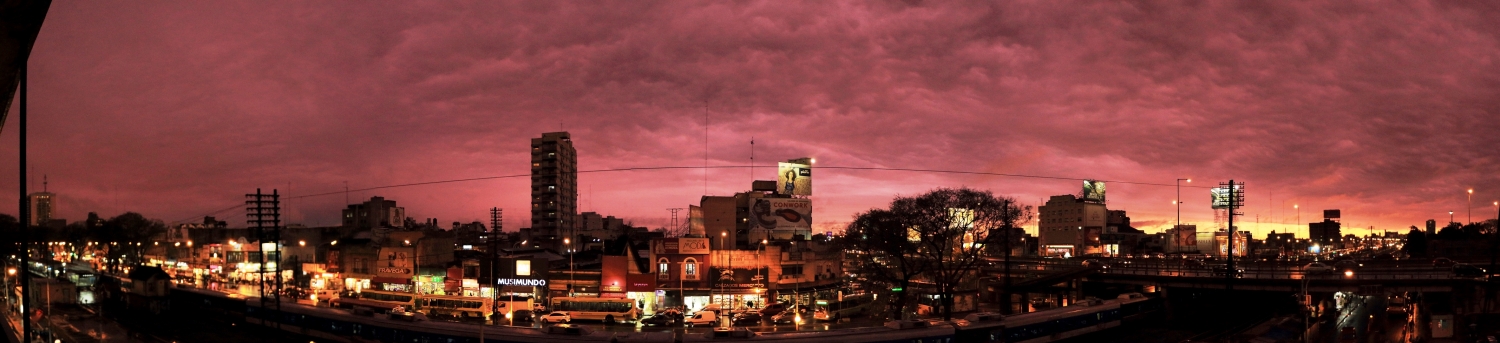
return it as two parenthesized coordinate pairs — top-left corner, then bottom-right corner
(372, 277), (409, 285)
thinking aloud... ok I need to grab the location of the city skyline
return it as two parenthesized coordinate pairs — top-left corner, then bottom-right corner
(4, 1), (1500, 238)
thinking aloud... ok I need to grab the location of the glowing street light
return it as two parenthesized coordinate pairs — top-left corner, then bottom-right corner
(1176, 178), (1190, 228)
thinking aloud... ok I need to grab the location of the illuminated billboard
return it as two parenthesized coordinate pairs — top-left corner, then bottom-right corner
(777, 162), (812, 196)
(1210, 184), (1244, 209)
(752, 198), (812, 230)
(376, 247), (414, 277)
(1082, 180), (1106, 202)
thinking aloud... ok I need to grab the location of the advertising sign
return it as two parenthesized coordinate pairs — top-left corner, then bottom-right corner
(495, 278), (547, 286)
(376, 247), (414, 277)
(676, 238), (710, 255)
(777, 162), (812, 196)
(711, 267), (770, 290)
(752, 198), (812, 230)
(1082, 180), (1106, 202)
(1210, 184), (1244, 209)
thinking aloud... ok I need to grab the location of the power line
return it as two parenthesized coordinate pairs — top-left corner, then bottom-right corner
(171, 165), (1212, 224)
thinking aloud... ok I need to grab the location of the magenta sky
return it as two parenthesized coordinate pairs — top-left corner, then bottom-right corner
(5, 1), (1499, 238)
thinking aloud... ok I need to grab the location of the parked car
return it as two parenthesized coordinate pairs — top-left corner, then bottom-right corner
(640, 311), (684, 326)
(1453, 263), (1487, 277)
(758, 303), (789, 317)
(540, 311), (571, 324)
(684, 310), (719, 327)
(1304, 262), (1334, 275)
(731, 312), (763, 326)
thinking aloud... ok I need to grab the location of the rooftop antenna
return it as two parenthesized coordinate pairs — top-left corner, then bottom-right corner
(42, 174), (47, 192)
(750, 137), (755, 183)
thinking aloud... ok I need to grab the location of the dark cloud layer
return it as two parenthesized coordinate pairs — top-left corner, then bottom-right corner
(5, 1), (1499, 237)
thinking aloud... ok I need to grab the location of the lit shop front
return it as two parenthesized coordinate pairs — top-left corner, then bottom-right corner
(494, 257), (549, 301)
(710, 267), (770, 310)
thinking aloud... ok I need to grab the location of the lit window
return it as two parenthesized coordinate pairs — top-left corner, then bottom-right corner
(684, 258), (699, 280)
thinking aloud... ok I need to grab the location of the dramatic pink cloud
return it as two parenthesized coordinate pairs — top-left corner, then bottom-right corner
(5, 1), (1499, 238)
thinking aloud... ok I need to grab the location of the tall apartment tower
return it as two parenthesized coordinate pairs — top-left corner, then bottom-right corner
(531, 132), (578, 236)
(26, 191), (54, 226)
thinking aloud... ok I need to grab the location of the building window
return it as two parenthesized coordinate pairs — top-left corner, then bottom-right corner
(516, 260), (531, 276)
(781, 265), (803, 279)
(658, 258), (670, 280)
(683, 258), (699, 281)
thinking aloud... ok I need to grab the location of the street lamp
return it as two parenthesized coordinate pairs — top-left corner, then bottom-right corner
(1294, 204), (1300, 226)
(720, 231), (728, 314)
(1468, 189), (1474, 224)
(1176, 178), (1190, 228)
(564, 238), (573, 297)
(1450, 211), (1455, 225)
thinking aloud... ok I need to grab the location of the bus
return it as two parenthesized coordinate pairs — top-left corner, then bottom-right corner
(417, 294), (493, 321)
(826, 293), (874, 320)
(549, 297), (639, 323)
(332, 289), (416, 314)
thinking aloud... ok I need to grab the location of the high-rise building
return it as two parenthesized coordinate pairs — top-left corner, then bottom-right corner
(531, 132), (577, 236)
(26, 191), (54, 226)
(342, 196), (406, 230)
(1038, 194), (1107, 257)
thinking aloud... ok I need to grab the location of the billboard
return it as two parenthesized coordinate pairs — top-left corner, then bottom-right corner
(1210, 184), (1244, 209)
(752, 198), (812, 230)
(1082, 180), (1106, 202)
(777, 162), (812, 195)
(376, 247), (414, 277)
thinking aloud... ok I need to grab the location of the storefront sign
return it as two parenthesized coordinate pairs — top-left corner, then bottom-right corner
(378, 267), (410, 275)
(658, 237), (711, 255)
(382, 283), (409, 292)
(496, 278), (547, 286)
(712, 267), (770, 290)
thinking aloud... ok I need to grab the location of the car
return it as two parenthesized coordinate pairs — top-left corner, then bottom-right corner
(1082, 259), (1104, 268)
(507, 310), (535, 325)
(1334, 260), (1361, 272)
(544, 323), (592, 336)
(1432, 257), (1455, 268)
(770, 308), (806, 325)
(758, 303), (789, 317)
(540, 311), (571, 324)
(1453, 263), (1487, 277)
(1304, 262), (1334, 275)
(1211, 266), (1244, 278)
(684, 310), (719, 327)
(811, 308), (830, 321)
(640, 312), (683, 326)
(731, 312), (763, 326)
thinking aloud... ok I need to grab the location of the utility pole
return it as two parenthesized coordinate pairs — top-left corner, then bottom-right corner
(248, 188), (282, 333)
(1002, 198), (1014, 315)
(18, 64), (31, 343)
(1220, 180), (1244, 292)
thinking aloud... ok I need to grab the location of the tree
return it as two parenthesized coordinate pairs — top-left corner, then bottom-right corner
(841, 187), (1032, 321)
(841, 209), (929, 320)
(1403, 226), (1427, 258)
(107, 212), (167, 263)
